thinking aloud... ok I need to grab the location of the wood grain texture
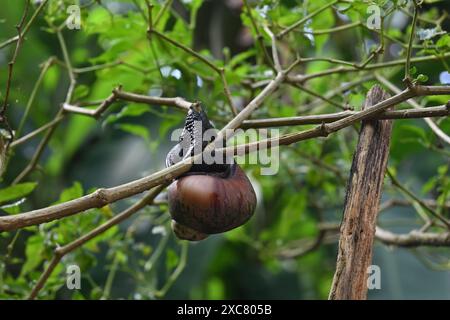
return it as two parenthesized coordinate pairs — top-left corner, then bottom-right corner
(329, 85), (393, 300)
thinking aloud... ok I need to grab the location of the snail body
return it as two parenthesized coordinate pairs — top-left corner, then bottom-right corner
(166, 103), (257, 241)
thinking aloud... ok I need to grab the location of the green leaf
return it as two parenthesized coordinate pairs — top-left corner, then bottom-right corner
(416, 74), (429, 83)
(0, 182), (38, 204)
(228, 50), (256, 69)
(21, 234), (44, 276)
(400, 124), (427, 141)
(72, 85), (90, 101)
(46, 116), (96, 176)
(117, 124), (150, 144)
(206, 278), (225, 299)
(436, 34), (450, 49)
(422, 176), (438, 194)
(116, 250), (128, 264)
(0, 198), (26, 214)
(55, 181), (84, 204)
(43, 66), (60, 91)
(437, 165), (448, 176)
(165, 248), (179, 271)
(103, 104), (150, 126)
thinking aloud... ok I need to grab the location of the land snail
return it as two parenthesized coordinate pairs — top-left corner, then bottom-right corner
(165, 103), (257, 241)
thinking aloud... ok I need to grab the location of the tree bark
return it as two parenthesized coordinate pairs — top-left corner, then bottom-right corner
(329, 85), (393, 300)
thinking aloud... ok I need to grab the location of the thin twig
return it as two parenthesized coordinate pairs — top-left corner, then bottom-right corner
(13, 29), (76, 184)
(277, 0), (339, 38)
(154, 241), (189, 298)
(63, 87), (192, 118)
(287, 52), (450, 84)
(404, 2), (419, 84)
(263, 26), (281, 72)
(0, 0), (48, 50)
(154, 0), (173, 28)
(148, 29), (237, 115)
(16, 57), (56, 138)
(241, 0), (273, 68)
(10, 115), (64, 148)
(240, 105), (450, 128)
(387, 169), (450, 229)
(1, 0), (31, 143)
(27, 184), (166, 299)
(376, 73), (450, 145)
(376, 227), (450, 247)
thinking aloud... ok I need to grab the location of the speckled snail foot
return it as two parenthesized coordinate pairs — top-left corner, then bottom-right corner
(165, 103), (257, 241)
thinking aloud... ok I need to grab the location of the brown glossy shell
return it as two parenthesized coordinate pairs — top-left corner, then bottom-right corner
(168, 165), (257, 234)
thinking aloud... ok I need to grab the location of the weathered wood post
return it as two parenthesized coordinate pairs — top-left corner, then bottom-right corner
(329, 85), (393, 300)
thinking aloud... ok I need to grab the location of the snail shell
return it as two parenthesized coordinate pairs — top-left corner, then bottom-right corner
(166, 103), (257, 240)
(171, 220), (209, 241)
(168, 164), (256, 235)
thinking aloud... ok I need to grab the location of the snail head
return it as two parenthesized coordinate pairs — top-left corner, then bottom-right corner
(166, 102), (233, 176)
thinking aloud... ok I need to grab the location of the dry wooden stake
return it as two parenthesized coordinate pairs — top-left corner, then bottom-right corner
(329, 85), (393, 300)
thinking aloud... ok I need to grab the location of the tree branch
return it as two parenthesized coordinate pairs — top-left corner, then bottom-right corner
(329, 85), (393, 300)
(376, 73), (450, 145)
(3, 81), (447, 233)
(403, 1), (419, 84)
(0, 159), (191, 232)
(287, 52), (450, 84)
(277, 0), (339, 38)
(28, 184), (166, 299)
(375, 227), (450, 247)
(240, 105), (449, 128)
(1, 0), (31, 143)
(0, 0), (48, 50)
(63, 86), (192, 118)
